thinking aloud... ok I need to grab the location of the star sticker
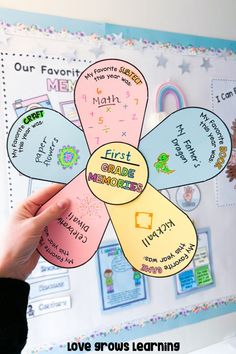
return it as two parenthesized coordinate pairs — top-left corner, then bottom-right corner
(32, 45), (47, 56)
(200, 58), (212, 71)
(134, 38), (148, 52)
(112, 33), (123, 46)
(90, 44), (104, 58)
(156, 53), (168, 68)
(220, 48), (228, 61)
(0, 30), (10, 45)
(62, 49), (78, 63)
(178, 60), (190, 74)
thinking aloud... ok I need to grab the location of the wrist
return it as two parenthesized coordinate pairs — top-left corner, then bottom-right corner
(0, 254), (23, 281)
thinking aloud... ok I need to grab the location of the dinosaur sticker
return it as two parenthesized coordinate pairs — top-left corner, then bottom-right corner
(154, 153), (175, 175)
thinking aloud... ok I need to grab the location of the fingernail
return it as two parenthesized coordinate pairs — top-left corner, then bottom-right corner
(57, 199), (70, 209)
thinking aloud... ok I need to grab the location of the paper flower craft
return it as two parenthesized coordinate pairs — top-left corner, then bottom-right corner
(7, 59), (232, 277)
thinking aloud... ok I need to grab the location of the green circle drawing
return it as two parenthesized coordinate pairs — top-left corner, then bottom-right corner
(57, 145), (80, 169)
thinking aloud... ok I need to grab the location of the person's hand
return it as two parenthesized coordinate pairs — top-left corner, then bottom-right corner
(0, 184), (70, 281)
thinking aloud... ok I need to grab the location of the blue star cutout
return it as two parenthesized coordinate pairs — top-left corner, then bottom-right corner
(220, 48), (228, 61)
(32, 45), (47, 56)
(0, 30), (10, 45)
(90, 45), (104, 58)
(200, 58), (212, 71)
(178, 60), (190, 74)
(134, 39), (148, 52)
(156, 53), (168, 68)
(112, 33), (123, 46)
(62, 49), (79, 63)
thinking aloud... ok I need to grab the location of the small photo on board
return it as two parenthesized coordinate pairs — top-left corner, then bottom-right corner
(97, 242), (149, 311)
(175, 228), (214, 296)
(13, 94), (52, 117)
(175, 184), (201, 212)
(59, 100), (82, 129)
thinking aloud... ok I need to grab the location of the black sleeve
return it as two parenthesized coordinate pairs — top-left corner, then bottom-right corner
(0, 278), (30, 354)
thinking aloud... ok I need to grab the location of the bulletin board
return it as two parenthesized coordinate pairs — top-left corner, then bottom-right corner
(0, 8), (236, 354)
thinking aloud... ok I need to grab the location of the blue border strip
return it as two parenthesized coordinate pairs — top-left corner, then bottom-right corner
(0, 8), (236, 51)
(38, 302), (236, 353)
(106, 24), (236, 51)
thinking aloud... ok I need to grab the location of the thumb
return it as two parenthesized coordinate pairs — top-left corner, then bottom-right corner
(33, 199), (70, 231)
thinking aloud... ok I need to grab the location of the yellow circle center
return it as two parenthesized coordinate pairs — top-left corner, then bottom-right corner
(86, 142), (148, 205)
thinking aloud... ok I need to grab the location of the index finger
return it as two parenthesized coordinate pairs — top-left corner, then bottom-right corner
(21, 183), (65, 215)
